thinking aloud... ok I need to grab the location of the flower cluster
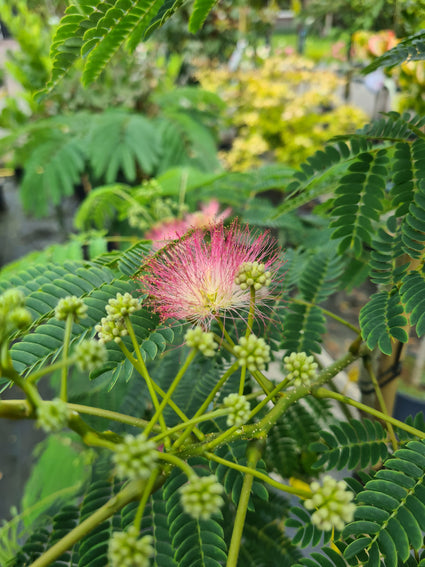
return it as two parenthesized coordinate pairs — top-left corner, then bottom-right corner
(108, 527), (154, 567)
(113, 433), (158, 481)
(0, 288), (32, 342)
(235, 261), (271, 291)
(283, 352), (318, 387)
(140, 221), (280, 328)
(180, 475), (224, 520)
(95, 292), (141, 344)
(185, 326), (217, 357)
(55, 296), (87, 323)
(223, 393), (250, 427)
(304, 475), (356, 532)
(234, 334), (270, 372)
(74, 339), (108, 372)
(145, 200), (231, 250)
(36, 398), (69, 433)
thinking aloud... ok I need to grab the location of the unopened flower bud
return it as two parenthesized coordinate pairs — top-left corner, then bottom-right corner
(304, 475), (356, 532)
(113, 433), (158, 481)
(105, 292), (142, 319)
(36, 398), (69, 432)
(284, 352), (318, 386)
(109, 526), (154, 567)
(223, 393), (250, 427)
(180, 475), (224, 520)
(234, 334), (270, 372)
(95, 316), (128, 344)
(235, 261), (271, 291)
(0, 288), (25, 310)
(74, 339), (108, 372)
(55, 296), (87, 323)
(185, 327), (217, 357)
(8, 307), (32, 329)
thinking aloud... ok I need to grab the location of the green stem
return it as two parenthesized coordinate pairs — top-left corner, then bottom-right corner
(28, 357), (76, 385)
(119, 342), (203, 440)
(28, 480), (146, 567)
(212, 333), (234, 355)
(60, 314), (73, 402)
(2, 363), (42, 409)
(251, 368), (275, 396)
(245, 287), (256, 338)
(363, 357), (398, 451)
(134, 471), (159, 531)
(67, 403), (154, 430)
(226, 442), (260, 567)
(120, 326), (168, 443)
(215, 316), (235, 346)
(144, 349), (196, 438)
(239, 365), (247, 396)
(205, 451), (311, 498)
(293, 298), (361, 334)
(314, 387), (425, 440)
(152, 408), (229, 444)
(157, 452), (194, 479)
(172, 360), (240, 450)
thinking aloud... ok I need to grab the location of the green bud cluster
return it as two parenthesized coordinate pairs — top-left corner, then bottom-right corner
(234, 334), (270, 372)
(36, 398), (69, 433)
(95, 293), (142, 344)
(74, 339), (108, 372)
(235, 261), (271, 291)
(185, 326), (217, 357)
(0, 288), (32, 341)
(108, 527), (154, 567)
(180, 475), (224, 520)
(305, 475), (356, 532)
(55, 296), (87, 323)
(106, 292), (142, 319)
(283, 352), (318, 386)
(223, 393), (250, 427)
(95, 316), (128, 344)
(113, 433), (158, 481)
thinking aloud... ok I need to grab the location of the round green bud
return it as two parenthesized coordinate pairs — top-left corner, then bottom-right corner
(36, 398), (69, 433)
(74, 339), (108, 372)
(55, 296), (87, 323)
(305, 475), (356, 532)
(95, 316), (128, 344)
(235, 261), (271, 291)
(105, 292), (142, 320)
(185, 326), (217, 357)
(8, 307), (32, 330)
(180, 475), (224, 520)
(283, 351), (318, 387)
(109, 527), (154, 567)
(234, 334), (270, 372)
(0, 288), (25, 310)
(223, 393), (251, 427)
(113, 433), (158, 481)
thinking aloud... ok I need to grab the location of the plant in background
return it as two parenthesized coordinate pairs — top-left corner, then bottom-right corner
(196, 53), (367, 170)
(4, 2), (425, 567)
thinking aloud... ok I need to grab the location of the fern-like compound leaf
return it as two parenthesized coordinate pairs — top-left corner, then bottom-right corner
(369, 216), (406, 286)
(188, 0), (217, 32)
(330, 150), (388, 258)
(363, 30), (425, 73)
(359, 289), (408, 355)
(310, 418), (389, 471)
(286, 505), (334, 549)
(82, 0), (164, 85)
(400, 266), (425, 336)
(342, 440), (425, 566)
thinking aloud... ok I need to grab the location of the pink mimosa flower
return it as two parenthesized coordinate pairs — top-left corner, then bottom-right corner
(140, 221), (281, 328)
(145, 200), (231, 250)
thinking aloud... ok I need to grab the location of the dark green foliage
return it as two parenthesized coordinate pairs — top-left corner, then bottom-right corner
(209, 441), (269, 510)
(281, 246), (344, 354)
(266, 399), (333, 478)
(286, 505), (334, 549)
(310, 418), (389, 471)
(292, 546), (349, 567)
(163, 460), (228, 567)
(359, 289), (408, 355)
(342, 440), (425, 566)
(363, 30), (425, 73)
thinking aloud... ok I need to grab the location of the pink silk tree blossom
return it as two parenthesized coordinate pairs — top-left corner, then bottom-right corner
(139, 221), (282, 328)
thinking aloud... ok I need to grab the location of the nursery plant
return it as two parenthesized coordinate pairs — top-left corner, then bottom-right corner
(4, 2), (425, 567)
